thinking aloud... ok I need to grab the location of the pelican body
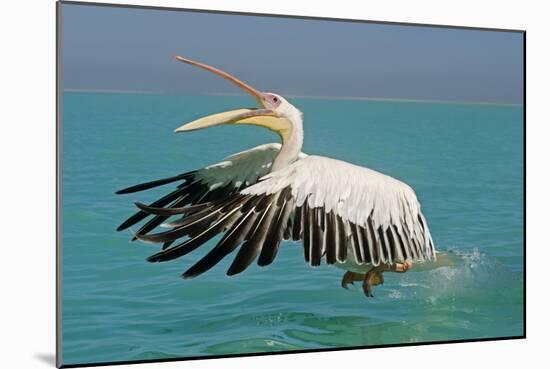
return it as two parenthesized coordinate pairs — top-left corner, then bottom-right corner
(116, 56), (436, 297)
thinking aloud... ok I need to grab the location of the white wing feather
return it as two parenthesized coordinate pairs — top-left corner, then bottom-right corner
(242, 155), (435, 262)
(194, 143), (307, 190)
(130, 149), (435, 274)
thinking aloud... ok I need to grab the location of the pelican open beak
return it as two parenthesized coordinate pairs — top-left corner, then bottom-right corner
(173, 56), (292, 140)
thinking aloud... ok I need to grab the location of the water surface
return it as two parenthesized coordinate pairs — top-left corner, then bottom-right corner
(61, 92), (524, 365)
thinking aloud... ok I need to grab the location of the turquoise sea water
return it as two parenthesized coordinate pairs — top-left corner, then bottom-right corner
(61, 92), (524, 366)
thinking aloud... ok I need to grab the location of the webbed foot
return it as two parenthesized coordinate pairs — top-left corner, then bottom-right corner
(361, 261), (413, 297)
(363, 269), (384, 297)
(341, 271), (365, 289)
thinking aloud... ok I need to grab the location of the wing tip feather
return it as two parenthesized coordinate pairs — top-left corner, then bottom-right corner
(181, 272), (194, 279)
(146, 254), (161, 263)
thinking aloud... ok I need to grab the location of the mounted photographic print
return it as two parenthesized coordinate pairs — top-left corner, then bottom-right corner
(57, 1), (525, 367)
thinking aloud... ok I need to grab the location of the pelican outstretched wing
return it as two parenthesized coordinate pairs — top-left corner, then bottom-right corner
(134, 155), (436, 277)
(116, 143), (305, 245)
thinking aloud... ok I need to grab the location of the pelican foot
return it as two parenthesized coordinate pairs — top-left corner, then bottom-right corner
(341, 271), (366, 289)
(394, 260), (413, 273)
(363, 268), (384, 297)
(362, 261), (413, 297)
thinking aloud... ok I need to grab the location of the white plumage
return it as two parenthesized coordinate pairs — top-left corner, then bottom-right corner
(117, 56), (436, 296)
(185, 143), (435, 267)
(195, 143), (306, 190)
(242, 153), (435, 264)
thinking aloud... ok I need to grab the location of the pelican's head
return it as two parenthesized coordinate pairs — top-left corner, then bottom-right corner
(173, 56), (300, 142)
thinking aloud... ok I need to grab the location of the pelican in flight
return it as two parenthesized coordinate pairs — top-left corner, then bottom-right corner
(117, 56), (436, 297)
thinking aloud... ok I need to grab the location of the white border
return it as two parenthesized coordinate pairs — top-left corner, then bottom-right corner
(2, 1), (546, 369)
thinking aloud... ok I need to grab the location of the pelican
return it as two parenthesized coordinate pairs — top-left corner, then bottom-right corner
(116, 56), (436, 297)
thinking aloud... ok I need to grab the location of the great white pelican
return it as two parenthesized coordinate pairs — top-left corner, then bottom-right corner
(116, 56), (436, 297)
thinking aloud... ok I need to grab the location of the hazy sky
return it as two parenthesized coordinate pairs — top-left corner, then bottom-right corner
(61, 3), (524, 104)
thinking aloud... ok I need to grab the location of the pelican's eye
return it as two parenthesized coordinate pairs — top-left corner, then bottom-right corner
(267, 94), (281, 107)
(263, 93), (282, 107)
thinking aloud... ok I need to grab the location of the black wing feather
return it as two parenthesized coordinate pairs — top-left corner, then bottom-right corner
(182, 205), (260, 278)
(118, 164), (434, 278)
(226, 196), (277, 276)
(325, 211), (336, 264)
(116, 185), (190, 231)
(310, 207), (322, 266)
(146, 201), (247, 263)
(258, 190), (294, 266)
(116, 171), (195, 194)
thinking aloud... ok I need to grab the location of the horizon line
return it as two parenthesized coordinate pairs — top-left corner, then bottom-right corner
(62, 88), (524, 107)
